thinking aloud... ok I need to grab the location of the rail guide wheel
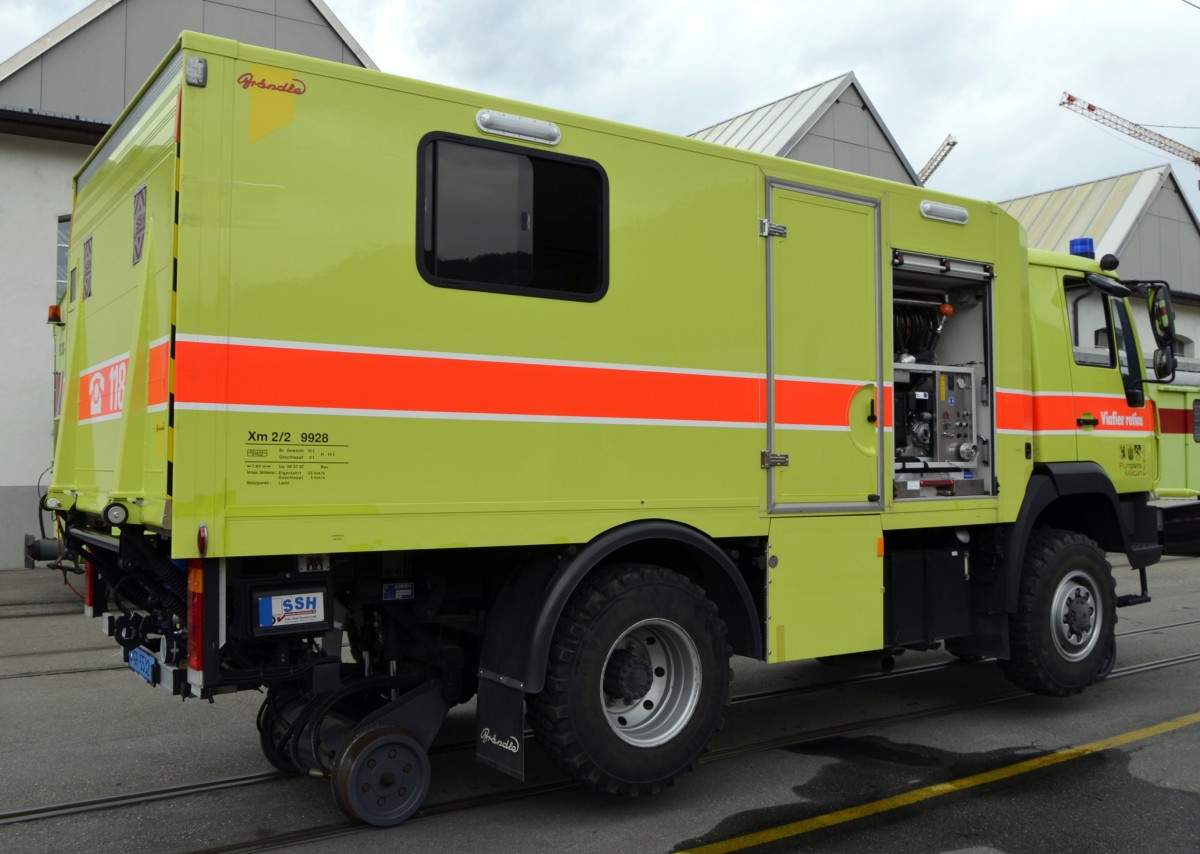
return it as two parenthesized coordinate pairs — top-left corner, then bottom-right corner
(332, 724), (431, 826)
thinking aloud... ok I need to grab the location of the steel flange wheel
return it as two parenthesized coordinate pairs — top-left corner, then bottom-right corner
(332, 724), (431, 826)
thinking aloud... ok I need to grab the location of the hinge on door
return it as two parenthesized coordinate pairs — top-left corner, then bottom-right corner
(759, 219), (787, 238)
(761, 450), (789, 469)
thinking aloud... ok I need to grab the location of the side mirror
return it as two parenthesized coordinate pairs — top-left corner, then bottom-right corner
(1154, 347), (1177, 382)
(1146, 284), (1177, 350)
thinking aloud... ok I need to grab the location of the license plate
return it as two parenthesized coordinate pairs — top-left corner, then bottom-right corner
(128, 646), (159, 684)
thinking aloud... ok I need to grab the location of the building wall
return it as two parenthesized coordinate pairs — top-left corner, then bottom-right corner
(1115, 186), (1200, 373)
(783, 87), (914, 185)
(0, 0), (370, 567)
(0, 133), (91, 562)
(0, 0), (364, 123)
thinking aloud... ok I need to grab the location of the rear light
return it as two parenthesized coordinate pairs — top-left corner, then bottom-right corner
(187, 559), (204, 672)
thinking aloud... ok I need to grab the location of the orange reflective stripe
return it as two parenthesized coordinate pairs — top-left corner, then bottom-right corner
(176, 339), (767, 425)
(147, 341), (170, 408)
(775, 379), (862, 429)
(995, 389), (1033, 432)
(1032, 394), (1078, 433)
(1033, 393), (1152, 434)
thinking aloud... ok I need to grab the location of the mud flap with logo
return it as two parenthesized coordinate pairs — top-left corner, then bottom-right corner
(475, 674), (526, 779)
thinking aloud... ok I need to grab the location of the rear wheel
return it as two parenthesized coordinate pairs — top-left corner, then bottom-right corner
(527, 563), (730, 795)
(1002, 528), (1116, 696)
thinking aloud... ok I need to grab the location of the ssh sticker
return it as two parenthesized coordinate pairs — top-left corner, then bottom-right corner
(258, 592), (325, 628)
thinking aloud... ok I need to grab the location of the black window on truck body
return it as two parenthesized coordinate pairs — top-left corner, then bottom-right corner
(417, 133), (608, 301)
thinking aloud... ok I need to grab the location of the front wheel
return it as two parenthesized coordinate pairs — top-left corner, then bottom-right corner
(1002, 528), (1116, 697)
(527, 563), (731, 795)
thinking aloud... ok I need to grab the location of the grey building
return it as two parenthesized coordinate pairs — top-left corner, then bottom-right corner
(0, 0), (373, 565)
(1000, 165), (1200, 377)
(690, 71), (921, 185)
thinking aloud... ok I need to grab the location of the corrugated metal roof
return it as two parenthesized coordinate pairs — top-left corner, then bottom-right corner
(690, 74), (847, 155)
(998, 165), (1193, 255)
(689, 71), (920, 184)
(0, 0), (377, 86)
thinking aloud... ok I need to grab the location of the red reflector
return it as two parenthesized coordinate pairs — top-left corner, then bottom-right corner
(84, 561), (95, 608)
(197, 524), (208, 557)
(187, 559), (204, 672)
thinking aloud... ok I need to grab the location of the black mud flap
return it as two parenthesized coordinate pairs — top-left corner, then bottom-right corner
(475, 672), (525, 780)
(1162, 501), (1200, 556)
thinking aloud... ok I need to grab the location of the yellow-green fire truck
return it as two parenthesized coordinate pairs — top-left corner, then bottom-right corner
(26, 33), (1197, 825)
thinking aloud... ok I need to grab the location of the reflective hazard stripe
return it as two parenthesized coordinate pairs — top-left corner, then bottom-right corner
(173, 336), (886, 430)
(996, 388), (1153, 435)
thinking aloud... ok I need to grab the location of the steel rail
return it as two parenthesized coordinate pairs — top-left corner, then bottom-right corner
(4, 625), (1198, 834)
(188, 649), (1200, 854)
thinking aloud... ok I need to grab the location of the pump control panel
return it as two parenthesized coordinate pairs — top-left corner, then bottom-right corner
(894, 365), (979, 467)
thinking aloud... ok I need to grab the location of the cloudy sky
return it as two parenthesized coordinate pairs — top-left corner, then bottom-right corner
(4, 0), (1200, 213)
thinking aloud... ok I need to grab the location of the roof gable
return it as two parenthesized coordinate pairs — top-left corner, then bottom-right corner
(0, 0), (375, 124)
(689, 72), (920, 185)
(999, 165), (1200, 256)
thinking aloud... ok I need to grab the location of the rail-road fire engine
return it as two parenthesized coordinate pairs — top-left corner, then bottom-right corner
(25, 32), (1199, 825)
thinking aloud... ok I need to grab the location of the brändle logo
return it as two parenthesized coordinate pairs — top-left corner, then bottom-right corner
(237, 72), (307, 95)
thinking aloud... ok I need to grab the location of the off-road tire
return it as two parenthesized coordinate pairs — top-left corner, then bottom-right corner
(1002, 528), (1116, 697)
(527, 563), (731, 795)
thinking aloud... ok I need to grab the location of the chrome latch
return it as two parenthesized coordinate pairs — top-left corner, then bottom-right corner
(761, 451), (790, 469)
(759, 219), (787, 238)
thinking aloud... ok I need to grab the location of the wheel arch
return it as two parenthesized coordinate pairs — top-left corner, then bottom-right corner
(480, 520), (763, 695)
(1004, 462), (1159, 612)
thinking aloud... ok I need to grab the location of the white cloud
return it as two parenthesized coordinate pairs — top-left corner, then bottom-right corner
(3, 0), (1198, 213)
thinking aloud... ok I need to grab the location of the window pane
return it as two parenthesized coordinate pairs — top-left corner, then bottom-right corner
(431, 141), (532, 287)
(420, 137), (605, 300)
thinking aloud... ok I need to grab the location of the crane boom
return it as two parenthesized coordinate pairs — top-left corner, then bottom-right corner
(918, 134), (957, 183)
(1060, 92), (1200, 166)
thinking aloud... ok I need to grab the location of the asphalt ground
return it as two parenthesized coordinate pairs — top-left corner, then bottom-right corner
(1, 553), (1198, 853)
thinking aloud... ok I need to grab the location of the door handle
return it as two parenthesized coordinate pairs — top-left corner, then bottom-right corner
(1076, 417), (1099, 427)
(868, 397), (877, 424)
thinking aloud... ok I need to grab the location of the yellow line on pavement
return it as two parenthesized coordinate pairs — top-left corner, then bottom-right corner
(681, 710), (1200, 854)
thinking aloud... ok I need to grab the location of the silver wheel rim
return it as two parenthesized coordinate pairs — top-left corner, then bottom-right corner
(600, 618), (701, 747)
(1050, 569), (1102, 662)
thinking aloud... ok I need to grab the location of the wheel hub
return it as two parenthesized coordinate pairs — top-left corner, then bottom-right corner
(332, 725), (430, 827)
(1050, 570), (1103, 662)
(603, 648), (654, 701)
(1062, 589), (1095, 638)
(600, 618), (702, 748)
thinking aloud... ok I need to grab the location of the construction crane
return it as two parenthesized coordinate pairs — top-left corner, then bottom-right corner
(918, 134), (957, 184)
(1060, 92), (1200, 167)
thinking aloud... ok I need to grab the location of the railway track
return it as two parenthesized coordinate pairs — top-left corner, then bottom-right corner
(4, 616), (1198, 840)
(190, 648), (1200, 854)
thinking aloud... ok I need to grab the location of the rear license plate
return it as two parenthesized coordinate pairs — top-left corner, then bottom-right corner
(128, 646), (158, 684)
